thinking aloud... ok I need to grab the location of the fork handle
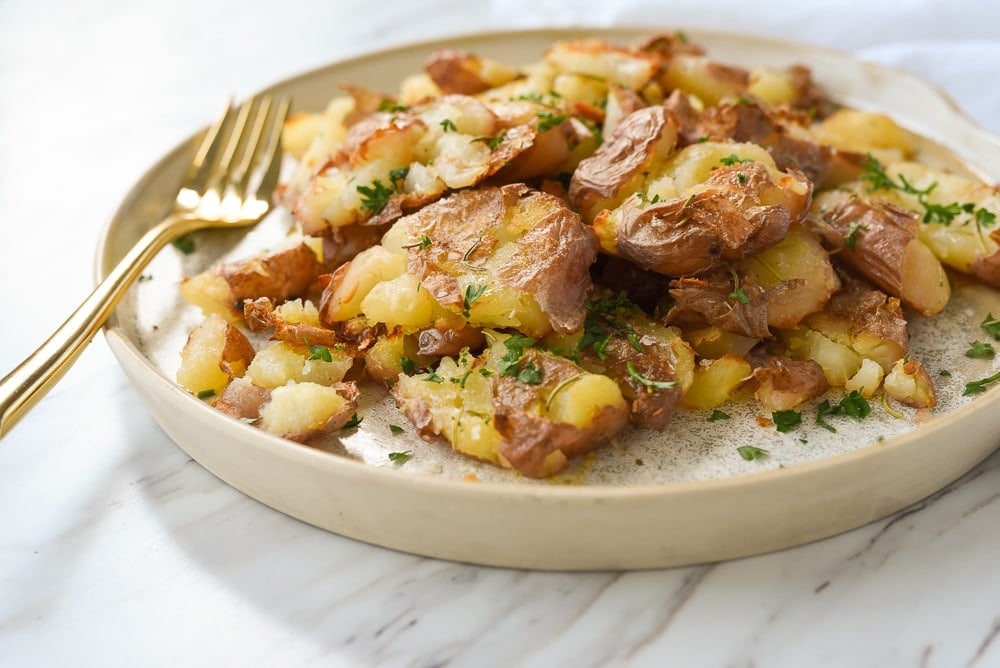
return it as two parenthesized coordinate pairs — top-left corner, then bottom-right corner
(0, 214), (198, 439)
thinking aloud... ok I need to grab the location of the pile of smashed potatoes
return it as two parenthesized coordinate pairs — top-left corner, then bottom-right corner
(176, 33), (1000, 478)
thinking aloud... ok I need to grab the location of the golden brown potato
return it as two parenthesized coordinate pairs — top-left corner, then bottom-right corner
(543, 39), (661, 91)
(592, 144), (812, 276)
(327, 184), (597, 338)
(181, 243), (321, 323)
(681, 354), (753, 410)
(753, 357), (829, 411)
(569, 105), (679, 223)
(176, 313), (256, 398)
(258, 381), (360, 442)
(812, 192), (951, 317)
(392, 337), (629, 477)
(424, 49), (519, 95)
(739, 223), (841, 329)
(884, 357), (936, 408)
(544, 292), (696, 429)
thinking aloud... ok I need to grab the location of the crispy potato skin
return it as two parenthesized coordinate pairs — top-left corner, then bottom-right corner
(753, 357), (829, 410)
(569, 105), (677, 222)
(666, 271), (770, 339)
(817, 195), (950, 317)
(221, 243), (319, 304)
(604, 162), (802, 276)
(400, 184), (598, 332)
(492, 351), (628, 477)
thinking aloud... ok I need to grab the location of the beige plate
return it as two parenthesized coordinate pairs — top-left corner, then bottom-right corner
(100, 28), (1000, 570)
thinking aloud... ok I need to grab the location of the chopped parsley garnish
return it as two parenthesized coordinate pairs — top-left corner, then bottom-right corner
(626, 362), (676, 393)
(357, 179), (396, 213)
(981, 313), (1000, 341)
(440, 118), (457, 132)
(400, 357), (417, 375)
(815, 390), (872, 432)
(939, 369), (952, 377)
(843, 221), (865, 250)
(578, 292), (643, 360)
(720, 153), (753, 166)
(388, 450), (412, 464)
(377, 98), (408, 113)
(772, 410), (802, 433)
(306, 343), (333, 363)
(728, 270), (750, 305)
(975, 207), (997, 227)
(473, 131), (508, 150)
(860, 154), (992, 226)
(965, 341), (996, 359)
(840, 390), (872, 419)
(498, 334), (538, 379)
(964, 371), (1000, 396)
(737, 172), (747, 184)
(423, 371), (444, 384)
(389, 166), (410, 185)
(196, 389), (216, 399)
(517, 361), (544, 385)
(730, 286), (749, 305)
(708, 409), (731, 422)
(536, 111), (568, 132)
(389, 424), (405, 435)
(402, 234), (432, 250)
(342, 413), (363, 429)
(737, 445), (769, 461)
(172, 235), (195, 254)
(635, 458), (644, 466)
(462, 284), (487, 318)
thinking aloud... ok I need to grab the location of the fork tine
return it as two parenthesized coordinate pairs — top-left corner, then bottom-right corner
(182, 97), (235, 193)
(254, 97), (291, 201)
(230, 96), (273, 197)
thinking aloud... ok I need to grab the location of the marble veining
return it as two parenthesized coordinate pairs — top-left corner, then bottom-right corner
(1, 0), (999, 666)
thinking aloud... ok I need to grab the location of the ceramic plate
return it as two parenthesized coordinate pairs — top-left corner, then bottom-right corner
(99, 28), (1000, 569)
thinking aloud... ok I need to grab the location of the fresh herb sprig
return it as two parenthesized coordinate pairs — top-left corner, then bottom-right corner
(578, 292), (644, 360)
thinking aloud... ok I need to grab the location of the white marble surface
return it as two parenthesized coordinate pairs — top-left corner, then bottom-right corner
(1, 0), (999, 665)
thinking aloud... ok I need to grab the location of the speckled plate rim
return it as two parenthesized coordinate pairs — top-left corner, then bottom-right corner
(99, 27), (1000, 570)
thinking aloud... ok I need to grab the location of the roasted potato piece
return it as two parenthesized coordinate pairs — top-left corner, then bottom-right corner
(844, 358), (885, 398)
(259, 381), (360, 442)
(393, 336), (629, 477)
(660, 54), (748, 106)
(665, 270), (770, 339)
(861, 160), (1000, 288)
(545, 292), (696, 429)
(884, 357), (936, 408)
(813, 109), (915, 163)
(591, 142), (812, 276)
(327, 184), (597, 338)
(570, 105), (679, 223)
(424, 49), (519, 95)
(664, 95), (864, 189)
(812, 192), (950, 317)
(753, 357), (829, 411)
(784, 328), (863, 387)
(180, 243), (320, 323)
(176, 313), (256, 398)
(739, 223), (841, 329)
(245, 340), (353, 389)
(544, 39), (661, 91)
(681, 354), (753, 410)
(362, 330), (435, 385)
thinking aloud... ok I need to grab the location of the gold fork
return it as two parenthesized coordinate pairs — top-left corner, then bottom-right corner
(0, 95), (291, 439)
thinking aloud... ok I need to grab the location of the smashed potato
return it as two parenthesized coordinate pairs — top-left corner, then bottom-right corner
(173, 32), (999, 477)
